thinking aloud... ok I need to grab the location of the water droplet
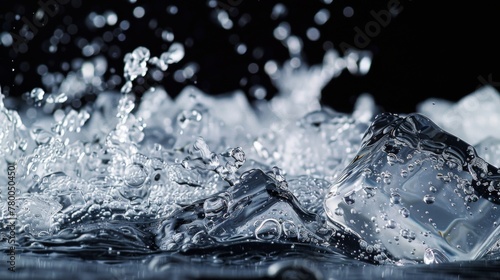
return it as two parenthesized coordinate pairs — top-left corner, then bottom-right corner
(400, 169), (408, 178)
(271, 3), (287, 20)
(362, 168), (372, 177)
(408, 164), (415, 172)
(177, 109), (202, 129)
(424, 248), (435, 264)
(30, 88), (45, 106)
(386, 219), (396, 229)
(400, 228), (415, 240)
(465, 194), (479, 203)
(359, 239), (368, 249)
(123, 46), (150, 81)
(314, 9), (330, 25)
(363, 186), (376, 198)
(387, 154), (398, 165)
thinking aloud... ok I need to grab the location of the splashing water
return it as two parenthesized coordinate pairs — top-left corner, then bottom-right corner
(2, 43), (500, 270)
(1, 4), (500, 280)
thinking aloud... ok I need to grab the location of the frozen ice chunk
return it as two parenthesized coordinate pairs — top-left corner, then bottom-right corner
(324, 113), (500, 263)
(417, 86), (500, 145)
(155, 168), (383, 263)
(156, 169), (326, 251)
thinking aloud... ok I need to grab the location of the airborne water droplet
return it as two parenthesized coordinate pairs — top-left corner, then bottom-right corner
(165, 42), (185, 64)
(30, 87), (45, 106)
(123, 46), (150, 81)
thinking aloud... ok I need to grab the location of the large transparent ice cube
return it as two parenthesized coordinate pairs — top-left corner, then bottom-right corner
(324, 113), (500, 263)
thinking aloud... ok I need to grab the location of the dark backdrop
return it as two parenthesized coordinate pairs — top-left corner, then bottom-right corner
(1, 0), (499, 114)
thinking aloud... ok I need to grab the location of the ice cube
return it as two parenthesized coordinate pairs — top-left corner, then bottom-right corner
(324, 113), (500, 263)
(156, 169), (326, 251)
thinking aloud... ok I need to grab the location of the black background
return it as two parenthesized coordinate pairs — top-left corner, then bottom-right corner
(1, 0), (499, 114)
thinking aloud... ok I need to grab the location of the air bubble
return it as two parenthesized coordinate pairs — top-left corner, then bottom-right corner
(423, 195), (435, 204)
(255, 219), (282, 241)
(334, 207), (344, 216)
(390, 192), (401, 204)
(343, 191), (355, 205)
(399, 207), (410, 218)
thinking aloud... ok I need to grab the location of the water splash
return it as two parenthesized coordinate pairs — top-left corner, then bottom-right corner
(1, 17), (499, 276)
